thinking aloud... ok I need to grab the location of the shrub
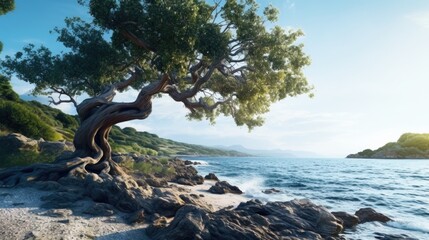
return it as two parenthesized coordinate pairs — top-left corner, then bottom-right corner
(0, 100), (61, 140)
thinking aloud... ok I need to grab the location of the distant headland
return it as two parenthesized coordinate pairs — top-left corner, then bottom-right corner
(347, 133), (429, 159)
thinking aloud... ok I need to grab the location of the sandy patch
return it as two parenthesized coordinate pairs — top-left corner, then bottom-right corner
(0, 187), (149, 240)
(170, 180), (249, 211)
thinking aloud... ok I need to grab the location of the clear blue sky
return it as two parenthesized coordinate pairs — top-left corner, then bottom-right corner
(1, 0), (429, 157)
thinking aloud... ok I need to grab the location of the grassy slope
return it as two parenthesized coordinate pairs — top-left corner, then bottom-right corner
(347, 133), (429, 159)
(0, 78), (247, 157)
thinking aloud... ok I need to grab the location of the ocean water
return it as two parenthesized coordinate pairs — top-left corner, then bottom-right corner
(183, 157), (429, 240)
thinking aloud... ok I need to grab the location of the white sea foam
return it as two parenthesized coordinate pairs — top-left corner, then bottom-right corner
(219, 175), (292, 202)
(189, 160), (209, 166)
(387, 221), (429, 234)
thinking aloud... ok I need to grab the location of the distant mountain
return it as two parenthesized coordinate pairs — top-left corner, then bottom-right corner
(347, 133), (429, 159)
(214, 145), (320, 158)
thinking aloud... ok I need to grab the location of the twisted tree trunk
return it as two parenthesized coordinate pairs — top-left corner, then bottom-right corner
(0, 73), (169, 187)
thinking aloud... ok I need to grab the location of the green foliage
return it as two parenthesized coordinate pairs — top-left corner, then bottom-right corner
(0, 75), (19, 101)
(0, 100), (61, 140)
(0, 150), (56, 168)
(350, 133), (429, 159)
(119, 159), (175, 177)
(2, 0), (311, 130)
(0, 0), (14, 15)
(397, 133), (429, 151)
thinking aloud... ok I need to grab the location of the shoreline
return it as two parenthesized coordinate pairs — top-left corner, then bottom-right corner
(0, 180), (250, 239)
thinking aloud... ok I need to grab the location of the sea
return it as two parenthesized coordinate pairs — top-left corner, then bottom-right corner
(182, 157), (429, 240)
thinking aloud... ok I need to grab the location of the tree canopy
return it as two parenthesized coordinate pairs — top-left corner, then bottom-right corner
(2, 0), (312, 130)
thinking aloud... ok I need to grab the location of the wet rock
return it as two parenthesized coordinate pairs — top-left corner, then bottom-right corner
(374, 232), (419, 240)
(204, 173), (219, 181)
(332, 211), (359, 228)
(355, 208), (392, 223)
(209, 181), (243, 194)
(148, 199), (343, 240)
(184, 160), (194, 165)
(262, 188), (281, 194)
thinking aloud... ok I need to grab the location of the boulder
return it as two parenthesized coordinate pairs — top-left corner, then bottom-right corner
(39, 141), (74, 156)
(262, 188), (281, 194)
(209, 181), (243, 194)
(112, 154), (134, 164)
(355, 208), (392, 223)
(331, 211), (359, 228)
(204, 173), (219, 181)
(0, 133), (39, 151)
(148, 199), (343, 240)
(151, 189), (185, 217)
(127, 210), (146, 224)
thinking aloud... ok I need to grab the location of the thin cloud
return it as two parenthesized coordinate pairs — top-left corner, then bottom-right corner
(407, 11), (429, 30)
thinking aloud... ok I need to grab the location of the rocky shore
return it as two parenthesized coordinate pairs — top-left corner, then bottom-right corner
(0, 134), (408, 239)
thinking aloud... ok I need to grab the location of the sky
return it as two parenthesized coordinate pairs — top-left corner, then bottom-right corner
(1, 0), (429, 157)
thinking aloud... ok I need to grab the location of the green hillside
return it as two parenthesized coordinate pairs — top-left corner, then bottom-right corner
(0, 76), (247, 157)
(347, 133), (429, 159)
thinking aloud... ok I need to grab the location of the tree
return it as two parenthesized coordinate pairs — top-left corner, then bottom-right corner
(0, 0), (311, 190)
(0, 0), (15, 53)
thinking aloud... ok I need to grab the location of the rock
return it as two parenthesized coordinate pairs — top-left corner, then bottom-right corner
(146, 216), (168, 236)
(112, 154), (134, 164)
(332, 211), (359, 228)
(179, 194), (214, 212)
(184, 160), (194, 165)
(176, 177), (195, 186)
(151, 190), (185, 217)
(262, 188), (281, 194)
(127, 210), (146, 224)
(148, 199), (343, 240)
(148, 205), (209, 240)
(168, 159), (204, 185)
(0, 133), (39, 151)
(374, 232), (419, 240)
(145, 177), (168, 188)
(204, 173), (219, 181)
(355, 208), (392, 223)
(83, 203), (115, 216)
(39, 141), (74, 156)
(209, 181), (243, 194)
(41, 209), (73, 218)
(40, 191), (84, 209)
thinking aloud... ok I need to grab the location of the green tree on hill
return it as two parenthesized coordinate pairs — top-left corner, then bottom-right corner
(0, 0), (311, 183)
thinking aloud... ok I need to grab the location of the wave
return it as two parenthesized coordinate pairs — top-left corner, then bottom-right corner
(387, 221), (429, 234)
(189, 160), (210, 166)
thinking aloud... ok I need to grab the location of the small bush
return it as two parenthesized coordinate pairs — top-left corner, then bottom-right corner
(0, 100), (61, 140)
